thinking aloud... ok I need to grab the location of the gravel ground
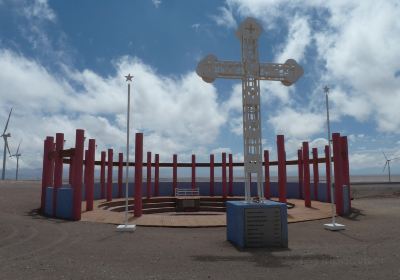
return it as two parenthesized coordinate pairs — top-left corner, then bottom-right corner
(0, 181), (399, 280)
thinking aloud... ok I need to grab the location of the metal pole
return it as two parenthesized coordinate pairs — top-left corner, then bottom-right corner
(117, 74), (136, 231)
(16, 157), (19, 180)
(2, 140), (6, 180)
(124, 82), (130, 226)
(324, 86), (345, 230)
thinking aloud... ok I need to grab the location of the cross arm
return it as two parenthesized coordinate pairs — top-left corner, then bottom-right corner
(196, 54), (243, 83)
(259, 59), (304, 86)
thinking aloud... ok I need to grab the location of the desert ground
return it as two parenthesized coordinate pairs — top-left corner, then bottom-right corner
(0, 180), (399, 280)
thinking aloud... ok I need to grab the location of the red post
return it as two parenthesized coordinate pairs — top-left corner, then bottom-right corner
(86, 139), (95, 211)
(154, 154), (159, 196)
(106, 149), (113, 202)
(277, 135), (287, 203)
(72, 129), (84, 221)
(264, 150), (270, 199)
(332, 133), (343, 215)
(324, 145), (331, 203)
(53, 133), (64, 216)
(100, 151), (106, 199)
(118, 153), (123, 198)
(134, 133), (143, 217)
(147, 151), (152, 199)
(228, 154), (233, 196)
(312, 148), (319, 201)
(222, 152), (227, 198)
(84, 149), (89, 203)
(302, 142), (311, 207)
(191, 154), (196, 189)
(41, 137), (53, 212)
(341, 136), (351, 207)
(297, 149), (303, 199)
(210, 154), (214, 196)
(172, 154), (177, 195)
(69, 155), (74, 185)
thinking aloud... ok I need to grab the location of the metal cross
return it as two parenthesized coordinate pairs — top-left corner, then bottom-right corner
(196, 17), (304, 202)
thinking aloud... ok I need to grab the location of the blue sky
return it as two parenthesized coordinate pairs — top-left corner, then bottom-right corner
(0, 0), (400, 179)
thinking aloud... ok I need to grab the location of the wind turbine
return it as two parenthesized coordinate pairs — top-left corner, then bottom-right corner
(382, 152), (400, 182)
(1, 108), (12, 180)
(10, 140), (22, 181)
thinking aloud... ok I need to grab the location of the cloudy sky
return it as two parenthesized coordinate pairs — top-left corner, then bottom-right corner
(1, 0), (400, 179)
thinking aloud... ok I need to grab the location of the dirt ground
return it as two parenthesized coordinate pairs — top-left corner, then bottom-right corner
(0, 181), (399, 280)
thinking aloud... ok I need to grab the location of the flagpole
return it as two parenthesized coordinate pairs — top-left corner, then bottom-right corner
(323, 85), (345, 231)
(117, 74), (136, 232)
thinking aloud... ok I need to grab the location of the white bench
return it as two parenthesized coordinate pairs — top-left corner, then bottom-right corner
(175, 188), (200, 197)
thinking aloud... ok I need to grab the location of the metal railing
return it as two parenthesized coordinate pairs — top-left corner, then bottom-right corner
(175, 188), (200, 197)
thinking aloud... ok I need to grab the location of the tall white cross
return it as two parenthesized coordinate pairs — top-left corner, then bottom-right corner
(196, 17), (304, 202)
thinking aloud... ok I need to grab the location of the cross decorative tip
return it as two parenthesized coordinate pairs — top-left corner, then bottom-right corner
(324, 85), (329, 93)
(125, 74), (133, 82)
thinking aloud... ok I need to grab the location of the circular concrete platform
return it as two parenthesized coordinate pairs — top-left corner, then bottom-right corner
(80, 198), (334, 227)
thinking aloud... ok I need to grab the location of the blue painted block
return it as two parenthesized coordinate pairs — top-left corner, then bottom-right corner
(44, 187), (53, 216)
(56, 187), (73, 220)
(226, 200), (288, 248)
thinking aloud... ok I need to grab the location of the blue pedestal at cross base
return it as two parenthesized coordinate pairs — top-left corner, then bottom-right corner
(226, 200), (288, 248)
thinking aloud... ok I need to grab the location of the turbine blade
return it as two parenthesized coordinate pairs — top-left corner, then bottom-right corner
(3, 108), (12, 135)
(383, 161), (388, 172)
(382, 151), (388, 160)
(16, 139), (22, 154)
(5, 137), (11, 156)
(390, 157), (400, 161)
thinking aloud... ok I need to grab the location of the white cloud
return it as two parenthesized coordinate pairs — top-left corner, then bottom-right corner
(211, 6), (237, 29)
(152, 0), (161, 8)
(268, 107), (325, 139)
(22, 0), (56, 22)
(0, 50), (227, 170)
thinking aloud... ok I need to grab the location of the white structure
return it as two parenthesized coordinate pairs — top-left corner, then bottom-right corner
(1, 108), (12, 180)
(196, 18), (303, 202)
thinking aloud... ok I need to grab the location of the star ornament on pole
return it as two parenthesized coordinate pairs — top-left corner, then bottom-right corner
(125, 73), (133, 82)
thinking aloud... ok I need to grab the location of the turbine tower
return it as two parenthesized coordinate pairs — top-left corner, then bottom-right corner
(1, 108), (12, 180)
(382, 152), (400, 182)
(10, 140), (22, 181)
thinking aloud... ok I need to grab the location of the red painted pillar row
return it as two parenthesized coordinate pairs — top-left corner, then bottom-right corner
(264, 150), (270, 199)
(341, 136), (351, 208)
(277, 135), (287, 203)
(191, 154), (196, 190)
(172, 154), (177, 195)
(72, 129), (84, 221)
(118, 153), (123, 198)
(312, 148), (319, 201)
(100, 151), (106, 199)
(52, 133), (64, 217)
(222, 152), (227, 198)
(86, 139), (95, 211)
(302, 141), (311, 207)
(228, 154), (233, 196)
(147, 151), (152, 199)
(297, 149), (303, 199)
(332, 133), (343, 215)
(154, 154), (159, 197)
(210, 154), (214, 196)
(41, 136), (54, 212)
(134, 133), (143, 217)
(324, 145), (331, 203)
(106, 149), (113, 202)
